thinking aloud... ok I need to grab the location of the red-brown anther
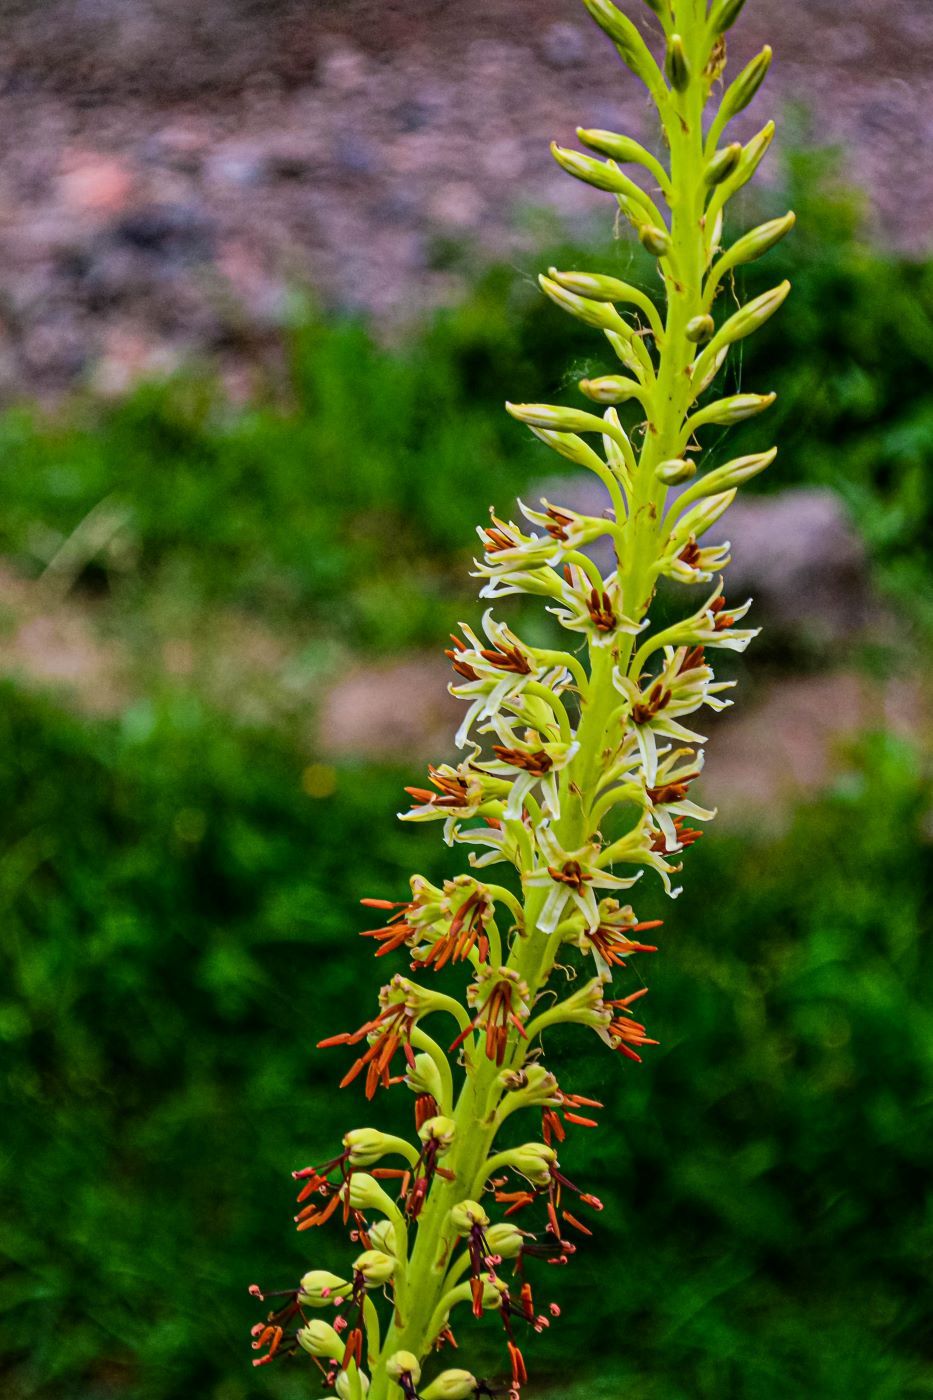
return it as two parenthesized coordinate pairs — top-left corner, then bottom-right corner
(446, 635), (480, 682)
(471, 1275), (486, 1319)
(508, 1340), (528, 1387)
(678, 538), (702, 567)
(360, 900), (418, 958)
(546, 859), (590, 892)
(320, 1000), (418, 1100)
(631, 682), (672, 725)
(480, 642), (533, 675)
(649, 817), (703, 853)
(588, 922), (661, 969)
(679, 644), (706, 673)
(491, 745), (553, 775)
(495, 1188), (535, 1216)
(415, 890), (490, 972)
(406, 767), (473, 810)
(605, 987), (658, 1062)
(341, 1327), (364, 1372)
(547, 505), (575, 541)
(586, 587), (616, 632)
(451, 980), (529, 1066)
(483, 523), (522, 554)
(561, 1210), (592, 1236)
(645, 777), (698, 805)
(710, 594), (735, 629)
(295, 1188), (343, 1232)
(415, 1093), (440, 1131)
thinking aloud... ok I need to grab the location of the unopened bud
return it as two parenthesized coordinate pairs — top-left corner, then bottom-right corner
(344, 1128), (394, 1168)
(731, 122), (775, 189)
(353, 1249), (396, 1286)
(405, 1051), (444, 1101)
(550, 143), (625, 195)
(639, 223), (672, 258)
(656, 458), (697, 485)
(539, 275), (625, 331)
(345, 1171), (398, 1215)
(579, 0), (664, 92)
(713, 281), (790, 349)
(506, 1142), (557, 1188)
(387, 1352), (422, 1385)
(484, 1221), (528, 1259)
(719, 46), (772, 123)
(665, 34), (690, 91)
(685, 314), (715, 343)
(709, 0), (747, 30)
(575, 128), (652, 166)
(506, 402), (613, 439)
(421, 1371), (479, 1400)
(298, 1270), (350, 1308)
(297, 1320), (343, 1360)
(704, 143), (742, 187)
(580, 374), (643, 405)
(367, 1219), (397, 1256)
(548, 267), (641, 305)
(693, 392), (776, 427)
(675, 448), (777, 512)
(720, 211), (796, 271)
(450, 1200), (490, 1235)
(418, 1114), (456, 1151)
(337, 1371), (370, 1400)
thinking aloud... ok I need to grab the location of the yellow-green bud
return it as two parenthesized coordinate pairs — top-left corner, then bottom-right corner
(656, 458), (697, 485)
(575, 128), (652, 165)
(580, 374), (643, 405)
(404, 1051), (444, 1101)
(298, 1270), (349, 1308)
(418, 1114), (456, 1150)
(550, 143), (627, 195)
(450, 1199), (490, 1234)
(506, 1142), (557, 1188)
(665, 34), (690, 91)
(345, 1171), (398, 1215)
(675, 448), (777, 512)
(538, 275), (626, 331)
(692, 392), (776, 427)
(719, 46), (772, 123)
(685, 314), (715, 343)
(387, 1352), (422, 1384)
(367, 1218), (397, 1256)
(710, 0), (748, 34)
(579, 0), (664, 93)
(720, 211), (796, 270)
(548, 267), (642, 305)
(353, 1249), (396, 1286)
(484, 1221), (527, 1259)
(506, 402), (612, 438)
(337, 1371), (370, 1400)
(639, 223), (672, 258)
(343, 1128), (395, 1167)
(712, 281), (790, 349)
(297, 1320), (343, 1360)
(421, 1371), (479, 1400)
(704, 142), (742, 186)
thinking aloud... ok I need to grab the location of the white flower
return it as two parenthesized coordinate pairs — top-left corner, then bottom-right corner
(474, 728), (579, 820)
(524, 826), (641, 933)
(612, 645), (734, 785)
(446, 611), (570, 748)
(547, 564), (646, 648)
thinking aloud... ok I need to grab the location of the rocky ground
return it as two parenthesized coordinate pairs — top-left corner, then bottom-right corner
(0, 0), (929, 399)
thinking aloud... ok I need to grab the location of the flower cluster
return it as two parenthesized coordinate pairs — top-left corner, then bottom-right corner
(252, 1), (791, 1396)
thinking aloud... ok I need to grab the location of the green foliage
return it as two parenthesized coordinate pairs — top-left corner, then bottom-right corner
(0, 170), (929, 651)
(1, 685), (929, 1397)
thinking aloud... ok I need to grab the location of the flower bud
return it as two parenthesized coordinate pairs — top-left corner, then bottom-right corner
(298, 1270), (350, 1308)
(353, 1249), (397, 1286)
(638, 223), (672, 258)
(580, 374), (643, 405)
(711, 281), (790, 350)
(421, 1371), (479, 1400)
(710, 0), (748, 33)
(718, 211), (796, 272)
(387, 1352), (422, 1385)
(505, 1142), (557, 1188)
(484, 1221), (528, 1259)
(685, 314), (715, 343)
(575, 128), (652, 166)
(418, 1115), (456, 1151)
(665, 34), (690, 92)
(704, 142), (742, 187)
(337, 1371), (370, 1400)
(345, 1171), (398, 1215)
(367, 1218), (397, 1255)
(729, 122), (775, 193)
(297, 1319), (343, 1360)
(538, 275), (626, 332)
(692, 392), (775, 427)
(450, 1199), (490, 1235)
(655, 458), (697, 485)
(548, 267), (642, 306)
(344, 1128), (395, 1167)
(550, 144), (643, 200)
(579, 0), (664, 93)
(405, 1051), (444, 1101)
(718, 46), (772, 123)
(674, 448), (777, 512)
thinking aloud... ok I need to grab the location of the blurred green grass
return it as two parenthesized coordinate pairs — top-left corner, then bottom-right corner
(0, 160), (931, 1399)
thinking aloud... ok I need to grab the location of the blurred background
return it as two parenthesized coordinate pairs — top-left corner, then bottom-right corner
(0, 0), (930, 1397)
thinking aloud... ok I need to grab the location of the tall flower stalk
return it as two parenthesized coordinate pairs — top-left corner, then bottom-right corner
(252, 0), (792, 1395)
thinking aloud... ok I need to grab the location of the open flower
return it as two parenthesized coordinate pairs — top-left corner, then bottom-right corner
(400, 749), (507, 843)
(473, 726), (579, 820)
(524, 826), (641, 933)
(575, 897), (661, 979)
(547, 564), (645, 647)
(613, 644), (734, 785)
(446, 611), (571, 748)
